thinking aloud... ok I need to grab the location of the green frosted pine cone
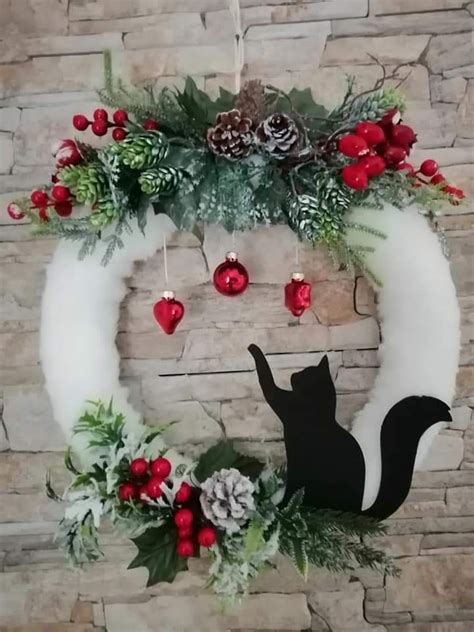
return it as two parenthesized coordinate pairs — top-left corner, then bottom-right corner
(89, 196), (119, 228)
(289, 191), (347, 244)
(110, 131), (169, 170)
(138, 166), (184, 196)
(60, 164), (108, 205)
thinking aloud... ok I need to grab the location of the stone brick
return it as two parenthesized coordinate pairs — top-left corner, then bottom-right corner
(343, 349), (379, 367)
(0, 452), (67, 493)
(374, 0), (466, 13)
(456, 366), (474, 398)
(329, 318), (380, 350)
(403, 106), (457, 148)
(117, 331), (186, 359)
(0, 107), (21, 132)
(322, 35), (430, 66)
(426, 33), (473, 73)
(430, 76), (467, 103)
(0, 332), (39, 368)
(417, 433), (464, 471)
(245, 33), (330, 75)
(335, 367), (377, 392)
(331, 10), (472, 36)
(71, 599), (94, 623)
(311, 280), (361, 325)
(24, 32), (124, 57)
(130, 247), (208, 290)
(413, 470), (474, 488)
(0, 493), (63, 523)
(0, 0), (68, 37)
(124, 14), (208, 48)
(448, 235), (474, 296)
(221, 399), (282, 440)
(388, 516), (474, 535)
(0, 135), (14, 174)
(385, 555), (474, 612)
(387, 623), (474, 632)
(446, 486), (474, 514)
(458, 80), (474, 138)
(421, 532), (474, 549)
(308, 582), (381, 632)
(150, 401), (223, 446)
(371, 534), (422, 557)
(0, 625), (97, 631)
(451, 406), (472, 430)
(104, 593), (311, 631)
(336, 393), (370, 428)
(444, 64), (474, 79)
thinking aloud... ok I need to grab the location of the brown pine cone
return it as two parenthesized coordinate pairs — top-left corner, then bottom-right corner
(256, 113), (299, 159)
(207, 109), (254, 160)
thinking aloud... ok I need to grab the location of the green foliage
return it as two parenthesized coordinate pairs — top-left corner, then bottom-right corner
(109, 131), (169, 169)
(73, 399), (125, 448)
(138, 166), (184, 196)
(60, 163), (108, 205)
(194, 441), (264, 483)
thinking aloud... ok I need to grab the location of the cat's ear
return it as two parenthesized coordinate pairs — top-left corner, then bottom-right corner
(318, 355), (330, 373)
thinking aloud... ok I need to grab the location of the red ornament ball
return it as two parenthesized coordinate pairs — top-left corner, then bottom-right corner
(146, 476), (164, 499)
(31, 189), (49, 207)
(178, 526), (193, 539)
(153, 291), (185, 335)
(176, 539), (194, 558)
(51, 185), (70, 202)
(93, 108), (108, 122)
(72, 114), (89, 131)
(338, 134), (368, 158)
(419, 159), (439, 177)
(354, 122), (385, 146)
(358, 155), (386, 178)
(143, 119), (158, 130)
(395, 161), (416, 177)
(54, 201), (73, 217)
(6, 202), (25, 221)
(130, 457), (149, 478)
(341, 164), (369, 190)
(174, 508), (194, 529)
(112, 127), (127, 142)
(197, 527), (217, 548)
(284, 272), (312, 317)
(383, 145), (407, 166)
(113, 109), (129, 126)
(175, 482), (192, 504)
(38, 207), (49, 222)
(390, 124), (417, 149)
(150, 457), (172, 479)
(52, 139), (82, 167)
(213, 252), (249, 296)
(118, 482), (137, 501)
(91, 120), (108, 137)
(431, 173), (446, 185)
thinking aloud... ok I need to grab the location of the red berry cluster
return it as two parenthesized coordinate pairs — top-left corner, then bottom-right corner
(73, 109), (130, 141)
(27, 186), (73, 222)
(410, 159), (465, 203)
(119, 456), (174, 502)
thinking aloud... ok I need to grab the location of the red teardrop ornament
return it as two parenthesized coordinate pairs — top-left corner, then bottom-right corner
(213, 251), (249, 296)
(285, 272), (312, 317)
(153, 290), (185, 335)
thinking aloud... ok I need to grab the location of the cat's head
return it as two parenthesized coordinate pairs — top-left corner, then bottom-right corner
(290, 355), (336, 400)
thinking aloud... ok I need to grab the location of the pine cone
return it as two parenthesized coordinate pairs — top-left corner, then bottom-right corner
(235, 80), (266, 124)
(110, 131), (169, 170)
(138, 166), (183, 196)
(256, 113), (299, 159)
(60, 164), (107, 205)
(288, 191), (347, 244)
(200, 467), (255, 534)
(89, 195), (118, 228)
(207, 109), (254, 161)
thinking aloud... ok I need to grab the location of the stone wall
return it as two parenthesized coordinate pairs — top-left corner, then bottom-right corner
(0, 1), (473, 630)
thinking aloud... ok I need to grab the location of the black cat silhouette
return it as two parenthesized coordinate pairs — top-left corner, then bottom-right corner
(248, 344), (452, 520)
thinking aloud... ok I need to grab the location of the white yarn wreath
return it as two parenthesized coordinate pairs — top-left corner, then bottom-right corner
(40, 203), (460, 509)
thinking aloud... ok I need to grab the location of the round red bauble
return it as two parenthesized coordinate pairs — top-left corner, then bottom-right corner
(143, 119), (158, 130)
(174, 508), (193, 529)
(354, 122), (385, 146)
(112, 127), (127, 142)
(284, 272), (312, 317)
(93, 108), (108, 122)
(358, 155), (386, 178)
(419, 159), (439, 177)
(31, 189), (49, 207)
(146, 476), (164, 499)
(113, 109), (129, 126)
(395, 161), (415, 176)
(91, 120), (108, 137)
(54, 201), (73, 217)
(338, 134), (368, 158)
(51, 185), (70, 202)
(176, 539), (194, 558)
(383, 145), (407, 165)
(150, 457), (172, 479)
(52, 139), (82, 167)
(213, 252), (249, 296)
(130, 457), (149, 478)
(390, 124), (417, 148)
(197, 527), (217, 548)
(431, 173), (446, 185)
(73, 114), (89, 131)
(119, 482), (137, 501)
(153, 290), (185, 335)
(175, 482), (192, 504)
(341, 164), (369, 190)
(6, 203), (25, 220)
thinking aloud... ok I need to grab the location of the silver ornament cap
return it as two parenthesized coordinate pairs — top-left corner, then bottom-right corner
(226, 251), (238, 262)
(162, 290), (175, 300)
(291, 271), (305, 282)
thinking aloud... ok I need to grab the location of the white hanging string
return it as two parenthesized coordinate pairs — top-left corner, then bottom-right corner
(227, 0), (244, 94)
(231, 229), (236, 251)
(295, 238), (300, 269)
(163, 233), (169, 287)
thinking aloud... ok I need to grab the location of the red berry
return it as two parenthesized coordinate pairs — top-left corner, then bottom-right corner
(390, 124), (417, 148)
(338, 134), (369, 158)
(91, 120), (108, 137)
(383, 145), (407, 165)
(6, 202), (25, 221)
(118, 482), (137, 501)
(72, 114), (89, 131)
(378, 108), (401, 131)
(30, 189), (49, 207)
(112, 127), (127, 142)
(431, 173), (446, 185)
(54, 201), (73, 217)
(129, 458), (149, 478)
(396, 162), (416, 177)
(174, 508), (193, 529)
(178, 526), (193, 539)
(146, 476), (164, 499)
(176, 539), (194, 558)
(150, 457), (172, 479)
(143, 119), (158, 131)
(113, 110), (129, 126)
(51, 185), (70, 202)
(38, 207), (49, 222)
(419, 159), (439, 177)
(52, 139), (82, 168)
(341, 164), (369, 190)
(93, 108), (108, 122)
(175, 482), (192, 504)
(197, 526), (217, 548)
(354, 122), (385, 146)
(357, 155), (386, 178)
(454, 187), (465, 199)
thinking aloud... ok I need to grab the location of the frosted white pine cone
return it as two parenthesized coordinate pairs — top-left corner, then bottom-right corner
(200, 468), (255, 534)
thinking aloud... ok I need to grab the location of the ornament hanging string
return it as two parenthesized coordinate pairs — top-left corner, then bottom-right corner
(163, 233), (169, 287)
(227, 0), (244, 94)
(295, 238), (300, 269)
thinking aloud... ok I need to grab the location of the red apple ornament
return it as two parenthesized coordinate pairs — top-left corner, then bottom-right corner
(153, 290), (185, 335)
(284, 272), (312, 317)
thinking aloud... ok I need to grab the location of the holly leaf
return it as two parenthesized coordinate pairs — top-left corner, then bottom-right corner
(194, 441), (264, 482)
(128, 523), (187, 587)
(287, 88), (328, 119)
(233, 453), (265, 480)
